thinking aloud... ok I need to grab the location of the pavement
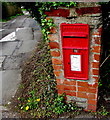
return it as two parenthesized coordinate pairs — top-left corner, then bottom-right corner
(0, 15), (42, 119)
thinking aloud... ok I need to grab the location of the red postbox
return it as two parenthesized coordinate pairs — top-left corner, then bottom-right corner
(60, 23), (89, 80)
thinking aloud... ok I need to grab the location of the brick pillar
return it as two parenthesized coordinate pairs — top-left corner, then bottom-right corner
(47, 4), (102, 112)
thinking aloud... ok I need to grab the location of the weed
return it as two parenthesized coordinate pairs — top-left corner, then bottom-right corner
(90, 106), (109, 119)
(13, 41), (82, 118)
(97, 106), (109, 116)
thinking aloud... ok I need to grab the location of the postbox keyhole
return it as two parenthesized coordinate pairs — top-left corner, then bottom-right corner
(73, 49), (78, 53)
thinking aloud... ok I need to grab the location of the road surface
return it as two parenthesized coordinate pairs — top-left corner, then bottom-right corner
(0, 15), (42, 119)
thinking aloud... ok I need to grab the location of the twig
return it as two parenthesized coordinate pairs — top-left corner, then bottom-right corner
(100, 54), (110, 67)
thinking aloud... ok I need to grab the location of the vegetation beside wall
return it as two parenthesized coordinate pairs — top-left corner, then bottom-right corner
(17, 2), (77, 23)
(98, 2), (110, 97)
(11, 41), (82, 118)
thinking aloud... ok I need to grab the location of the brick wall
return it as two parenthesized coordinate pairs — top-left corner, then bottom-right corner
(47, 3), (102, 111)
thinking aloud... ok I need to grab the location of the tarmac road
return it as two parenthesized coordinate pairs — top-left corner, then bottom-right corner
(0, 15), (42, 119)
(0, 15), (41, 39)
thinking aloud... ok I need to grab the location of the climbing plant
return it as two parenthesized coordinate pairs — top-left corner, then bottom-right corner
(37, 2), (77, 41)
(36, 2), (77, 41)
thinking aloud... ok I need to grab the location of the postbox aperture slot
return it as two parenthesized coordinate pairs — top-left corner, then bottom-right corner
(62, 32), (87, 38)
(63, 36), (87, 38)
(62, 37), (88, 49)
(73, 49), (78, 53)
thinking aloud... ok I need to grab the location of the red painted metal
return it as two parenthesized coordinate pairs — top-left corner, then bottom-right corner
(45, 8), (70, 17)
(76, 7), (101, 15)
(60, 23), (89, 80)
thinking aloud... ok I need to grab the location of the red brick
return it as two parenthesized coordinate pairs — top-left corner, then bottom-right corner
(56, 79), (61, 84)
(77, 92), (87, 98)
(94, 54), (100, 61)
(52, 65), (62, 70)
(92, 32), (101, 36)
(48, 34), (58, 41)
(63, 80), (76, 85)
(46, 17), (51, 21)
(58, 90), (76, 96)
(49, 42), (59, 49)
(64, 85), (76, 91)
(88, 99), (97, 105)
(65, 91), (76, 96)
(76, 7), (101, 15)
(94, 37), (101, 45)
(78, 86), (97, 94)
(52, 58), (62, 65)
(78, 81), (98, 88)
(88, 88), (97, 94)
(87, 104), (97, 112)
(51, 50), (60, 57)
(54, 70), (62, 77)
(93, 77), (99, 83)
(98, 27), (102, 33)
(92, 69), (99, 75)
(78, 81), (88, 87)
(88, 83), (98, 88)
(50, 27), (57, 34)
(92, 46), (101, 53)
(57, 84), (76, 91)
(57, 90), (64, 94)
(78, 86), (88, 92)
(57, 84), (64, 90)
(56, 79), (65, 85)
(45, 8), (70, 17)
(88, 93), (96, 99)
(92, 62), (99, 68)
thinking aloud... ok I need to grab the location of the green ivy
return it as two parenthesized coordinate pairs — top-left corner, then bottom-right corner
(98, 106), (109, 116)
(41, 17), (55, 42)
(35, 2), (77, 41)
(36, 2), (77, 12)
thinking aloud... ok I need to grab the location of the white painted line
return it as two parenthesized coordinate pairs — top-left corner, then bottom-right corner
(0, 29), (4, 32)
(0, 56), (5, 63)
(0, 32), (16, 42)
(11, 19), (16, 24)
(0, 63), (2, 68)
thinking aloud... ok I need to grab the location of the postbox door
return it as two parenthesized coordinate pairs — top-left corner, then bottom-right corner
(63, 49), (88, 80)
